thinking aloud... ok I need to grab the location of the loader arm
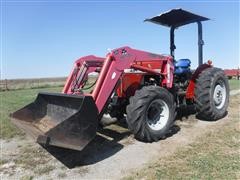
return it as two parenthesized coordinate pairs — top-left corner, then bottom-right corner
(62, 55), (104, 94)
(91, 46), (174, 113)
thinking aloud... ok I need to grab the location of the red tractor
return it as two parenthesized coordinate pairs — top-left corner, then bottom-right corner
(11, 9), (229, 151)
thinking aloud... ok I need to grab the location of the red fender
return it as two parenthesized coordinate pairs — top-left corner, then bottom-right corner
(186, 63), (212, 99)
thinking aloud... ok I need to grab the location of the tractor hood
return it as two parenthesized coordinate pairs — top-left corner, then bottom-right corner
(145, 8), (209, 28)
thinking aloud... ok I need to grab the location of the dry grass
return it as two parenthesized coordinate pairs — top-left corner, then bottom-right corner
(20, 176), (34, 180)
(34, 165), (55, 175)
(14, 146), (52, 170)
(124, 96), (240, 180)
(57, 172), (67, 178)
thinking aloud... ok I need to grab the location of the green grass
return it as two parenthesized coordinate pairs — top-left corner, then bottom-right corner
(229, 79), (240, 90)
(0, 87), (62, 139)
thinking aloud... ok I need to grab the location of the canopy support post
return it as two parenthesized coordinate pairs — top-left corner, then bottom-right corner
(197, 21), (203, 66)
(170, 26), (176, 59)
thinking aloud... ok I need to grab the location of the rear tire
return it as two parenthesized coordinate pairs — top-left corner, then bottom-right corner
(126, 86), (176, 142)
(195, 67), (229, 120)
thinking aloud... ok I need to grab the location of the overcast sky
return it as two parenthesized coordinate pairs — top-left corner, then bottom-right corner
(1, 1), (239, 79)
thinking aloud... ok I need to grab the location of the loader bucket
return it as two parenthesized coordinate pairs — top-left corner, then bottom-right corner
(10, 93), (99, 151)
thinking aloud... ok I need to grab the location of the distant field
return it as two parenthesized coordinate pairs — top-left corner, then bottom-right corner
(1, 77), (238, 91)
(0, 77), (66, 91)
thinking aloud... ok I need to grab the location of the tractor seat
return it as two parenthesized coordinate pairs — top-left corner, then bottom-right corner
(174, 59), (191, 75)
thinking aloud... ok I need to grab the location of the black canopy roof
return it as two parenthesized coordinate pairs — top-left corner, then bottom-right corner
(145, 9), (209, 27)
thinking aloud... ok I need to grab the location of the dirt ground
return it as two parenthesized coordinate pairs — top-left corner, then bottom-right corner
(0, 90), (239, 180)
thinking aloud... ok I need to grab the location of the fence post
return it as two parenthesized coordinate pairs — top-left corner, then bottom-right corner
(238, 67), (240, 80)
(5, 79), (9, 91)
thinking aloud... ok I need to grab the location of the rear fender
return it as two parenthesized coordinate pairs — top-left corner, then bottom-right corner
(186, 63), (212, 99)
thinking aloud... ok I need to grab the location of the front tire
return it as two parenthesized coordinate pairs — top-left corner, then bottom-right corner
(126, 86), (176, 142)
(195, 67), (229, 120)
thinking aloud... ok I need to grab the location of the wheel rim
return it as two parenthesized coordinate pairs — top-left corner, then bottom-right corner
(146, 99), (170, 131)
(213, 80), (227, 109)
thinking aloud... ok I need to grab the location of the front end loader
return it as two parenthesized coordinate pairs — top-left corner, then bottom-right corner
(11, 9), (229, 152)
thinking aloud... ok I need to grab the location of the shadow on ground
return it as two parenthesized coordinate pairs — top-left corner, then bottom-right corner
(176, 105), (196, 121)
(41, 105), (200, 169)
(41, 126), (130, 168)
(177, 104), (228, 121)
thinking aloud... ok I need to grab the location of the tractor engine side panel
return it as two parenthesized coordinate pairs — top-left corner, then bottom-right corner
(116, 73), (144, 98)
